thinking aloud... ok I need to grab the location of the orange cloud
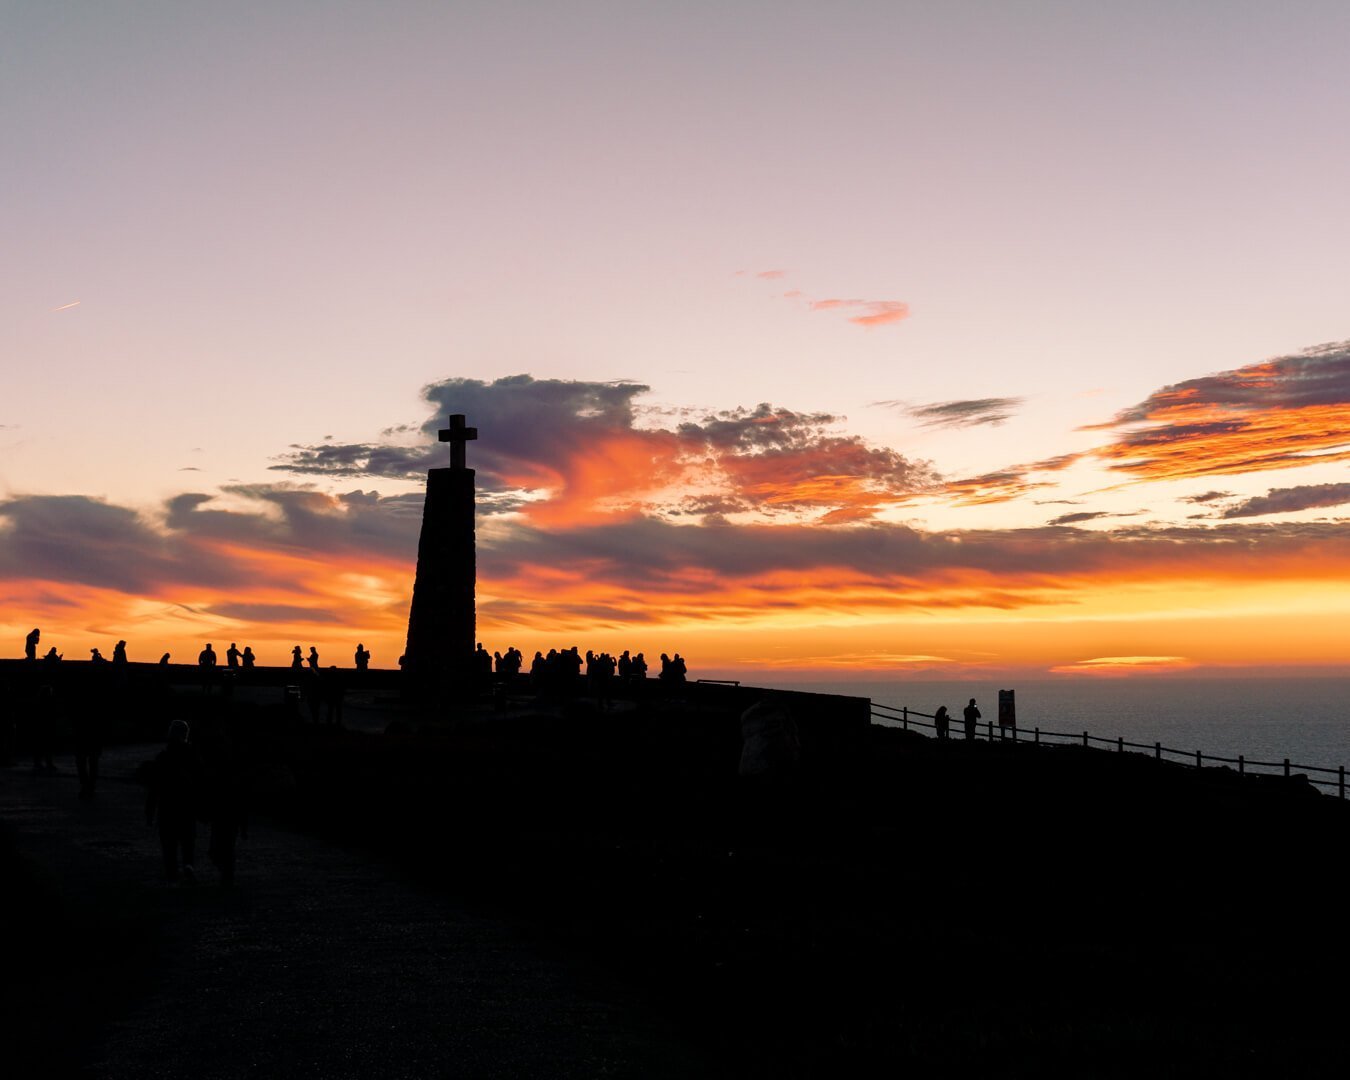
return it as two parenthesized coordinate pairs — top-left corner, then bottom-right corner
(1087, 340), (1350, 483)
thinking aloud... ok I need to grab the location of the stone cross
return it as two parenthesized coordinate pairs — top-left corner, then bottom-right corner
(439, 414), (477, 470)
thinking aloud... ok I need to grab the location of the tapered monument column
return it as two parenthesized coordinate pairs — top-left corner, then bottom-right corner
(404, 414), (478, 693)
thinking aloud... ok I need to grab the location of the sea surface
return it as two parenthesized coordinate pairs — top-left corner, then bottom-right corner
(767, 677), (1350, 779)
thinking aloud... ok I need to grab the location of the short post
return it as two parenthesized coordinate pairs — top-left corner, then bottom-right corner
(1339, 765), (1345, 800)
(1117, 736), (1123, 753)
(1155, 741), (1161, 760)
(902, 706), (908, 731)
(1238, 755), (1244, 775)
(1195, 749), (1202, 770)
(1034, 726), (1040, 745)
(1011, 721), (1017, 742)
(1284, 758), (1290, 778)
(988, 720), (994, 741)
(1082, 730), (1088, 748)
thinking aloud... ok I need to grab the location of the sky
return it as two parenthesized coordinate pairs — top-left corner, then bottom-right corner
(4, 1), (1350, 677)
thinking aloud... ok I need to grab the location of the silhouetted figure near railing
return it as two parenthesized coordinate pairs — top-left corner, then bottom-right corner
(290, 645), (303, 669)
(113, 639), (128, 666)
(159, 652), (171, 665)
(31, 684), (57, 772)
(302, 671), (321, 724)
(963, 698), (981, 740)
(226, 643), (241, 668)
(322, 667), (345, 725)
(25, 627), (40, 661)
(42, 646), (62, 667)
(198, 643), (217, 668)
(72, 698), (104, 801)
(242, 646), (256, 669)
(145, 720), (199, 883)
(632, 652), (648, 679)
(307, 646), (320, 671)
(89, 648), (107, 664)
(530, 651), (546, 682)
(935, 705), (950, 739)
(201, 717), (248, 887)
(475, 643), (493, 680)
(354, 643), (370, 670)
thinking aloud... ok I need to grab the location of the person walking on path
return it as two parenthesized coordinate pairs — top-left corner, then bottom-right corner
(145, 719), (200, 883)
(963, 698), (981, 740)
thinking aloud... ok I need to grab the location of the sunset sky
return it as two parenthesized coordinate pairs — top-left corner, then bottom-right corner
(4, 2), (1350, 677)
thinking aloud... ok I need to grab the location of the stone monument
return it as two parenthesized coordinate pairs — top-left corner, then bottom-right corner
(403, 414), (478, 691)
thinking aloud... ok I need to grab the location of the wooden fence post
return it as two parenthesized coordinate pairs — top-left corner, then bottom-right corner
(1117, 736), (1123, 753)
(902, 706), (907, 731)
(1034, 727), (1040, 745)
(1284, 758), (1290, 778)
(1340, 765), (1345, 800)
(1155, 742), (1161, 760)
(1082, 731), (1088, 748)
(1238, 755), (1244, 775)
(1195, 750), (1202, 769)
(988, 720), (993, 741)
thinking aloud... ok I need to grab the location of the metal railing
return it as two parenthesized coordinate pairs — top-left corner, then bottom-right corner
(869, 701), (1349, 799)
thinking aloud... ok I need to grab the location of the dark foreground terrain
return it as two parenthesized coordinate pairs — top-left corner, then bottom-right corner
(4, 683), (1348, 1077)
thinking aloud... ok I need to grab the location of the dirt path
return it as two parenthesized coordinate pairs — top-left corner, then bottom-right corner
(2, 746), (714, 1079)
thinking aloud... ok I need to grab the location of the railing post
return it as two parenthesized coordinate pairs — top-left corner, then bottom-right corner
(1034, 726), (1040, 745)
(1117, 736), (1123, 753)
(902, 706), (907, 731)
(1154, 742), (1161, 760)
(1284, 758), (1290, 779)
(1012, 721), (1017, 742)
(1340, 765), (1345, 800)
(1238, 755), (1244, 775)
(988, 720), (994, 741)
(1195, 750), (1202, 770)
(1082, 731), (1088, 748)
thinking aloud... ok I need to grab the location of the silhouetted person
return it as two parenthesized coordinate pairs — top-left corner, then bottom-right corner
(226, 642), (241, 668)
(291, 645), (304, 669)
(159, 652), (171, 665)
(307, 646), (320, 671)
(632, 652), (648, 679)
(475, 642), (492, 678)
(31, 684), (57, 772)
(242, 646), (256, 669)
(322, 667), (344, 725)
(72, 698), (104, 800)
(199, 643), (217, 667)
(25, 627), (40, 661)
(354, 643), (370, 670)
(963, 698), (981, 740)
(112, 639), (128, 666)
(89, 647), (107, 663)
(42, 646), (62, 667)
(145, 720), (199, 883)
(935, 705), (950, 739)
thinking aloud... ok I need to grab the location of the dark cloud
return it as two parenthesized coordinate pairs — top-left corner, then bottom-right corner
(1048, 511), (1110, 525)
(1220, 483), (1350, 519)
(273, 376), (939, 522)
(903, 397), (1025, 429)
(1087, 340), (1350, 482)
(0, 495), (245, 594)
(205, 603), (346, 625)
(1181, 490), (1233, 504)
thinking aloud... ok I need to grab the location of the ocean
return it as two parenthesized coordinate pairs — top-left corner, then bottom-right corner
(769, 676), (1350, 777)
